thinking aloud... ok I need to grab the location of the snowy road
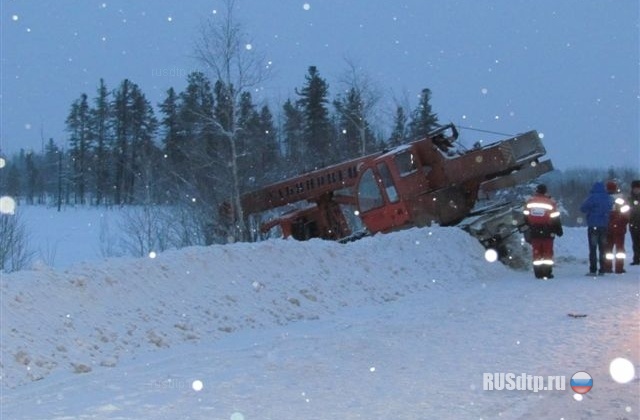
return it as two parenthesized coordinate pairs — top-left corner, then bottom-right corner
(3, 266), (639, 419)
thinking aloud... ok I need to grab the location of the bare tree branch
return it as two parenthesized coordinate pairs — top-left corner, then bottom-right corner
(191, 0), (271, 242)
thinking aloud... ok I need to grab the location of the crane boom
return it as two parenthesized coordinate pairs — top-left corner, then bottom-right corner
(240, 155), (366, 215)
(240, 124), (459, 215)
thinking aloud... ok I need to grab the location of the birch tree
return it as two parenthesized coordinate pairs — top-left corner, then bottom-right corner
(194, 0), (268, 242)
(335, 58), (382, 156)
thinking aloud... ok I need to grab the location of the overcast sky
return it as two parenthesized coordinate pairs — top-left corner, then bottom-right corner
(1, 0), (638, 170)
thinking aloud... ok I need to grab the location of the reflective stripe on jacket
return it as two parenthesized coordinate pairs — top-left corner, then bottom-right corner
(524, 193), (561, 238)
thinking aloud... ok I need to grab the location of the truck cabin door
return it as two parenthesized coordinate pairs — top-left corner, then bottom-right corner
(356, 161), (410, 234)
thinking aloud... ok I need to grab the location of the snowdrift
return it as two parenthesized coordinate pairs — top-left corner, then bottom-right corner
(1, 226), (509, 389)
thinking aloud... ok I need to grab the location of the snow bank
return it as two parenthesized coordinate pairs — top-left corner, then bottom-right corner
(1, 226), (508, 389)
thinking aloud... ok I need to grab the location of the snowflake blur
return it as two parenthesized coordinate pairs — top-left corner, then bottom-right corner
(484, 248), (498, 263)
(0, 196), (17, 215)
(191, 380), (203, 392)
(609, 357), (635, 384)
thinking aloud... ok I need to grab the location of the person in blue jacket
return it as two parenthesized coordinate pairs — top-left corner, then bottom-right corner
(580, 182), (614, 275)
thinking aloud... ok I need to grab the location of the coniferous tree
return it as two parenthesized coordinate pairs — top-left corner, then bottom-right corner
(24, 150), (44, 204)
(66, 93), (92, 204)
(42, 138), (61, 201)
(128, 83), (159, 203)
(257, 105), (279, 182)
(282, 99), (305, 174)
(158, 86), (185, 203)
(180, 73), (218, 200)
(159, 87), (182, 179)
(388, 106), (408, 147)
(296, 66), (333, 168)
(91, 79), (112, 205)
(234, 95), (279, 186)
(159, 72), (224, 244)
(334, 87), (376, 159)
(111, 79), (157, 204)
(112, 79), (132, 204)
(408, 88), (439, 139)
(337, 58), (382, 157)
(236, 91), (262, 189)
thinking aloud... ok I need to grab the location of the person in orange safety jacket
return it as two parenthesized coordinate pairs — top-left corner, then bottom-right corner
(523, 184), (563, 279)
(603, 181), (630, 273)
(629, 180), (640, 265)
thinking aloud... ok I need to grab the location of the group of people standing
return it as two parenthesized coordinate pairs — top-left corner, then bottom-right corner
(522, 179), (640, 279)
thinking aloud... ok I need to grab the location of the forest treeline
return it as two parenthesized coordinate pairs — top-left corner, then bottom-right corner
(0, 64), (440, 243)
(1, 69), (637, 246)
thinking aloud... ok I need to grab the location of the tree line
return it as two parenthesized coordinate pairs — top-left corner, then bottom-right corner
(0, 66), (439, 244)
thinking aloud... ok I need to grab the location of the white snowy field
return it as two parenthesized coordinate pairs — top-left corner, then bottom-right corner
(1, 206), (639, 420)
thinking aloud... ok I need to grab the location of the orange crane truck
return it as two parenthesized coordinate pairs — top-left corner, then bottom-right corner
(235, 124), (553, 257)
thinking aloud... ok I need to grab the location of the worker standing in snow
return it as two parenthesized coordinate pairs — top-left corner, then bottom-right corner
(580, 181), (614, 276)
(628, 180), (640, 266)
(523, 184), (563, 279)
(603, 181), (630, 273)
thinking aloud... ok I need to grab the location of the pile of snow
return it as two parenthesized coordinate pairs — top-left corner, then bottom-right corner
(1, 227), (507, 388)
(1, 221), (638, 419)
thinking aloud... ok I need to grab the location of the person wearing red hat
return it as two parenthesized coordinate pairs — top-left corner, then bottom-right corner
(523, 184), (563, 279)
(603, 181), (630, 273)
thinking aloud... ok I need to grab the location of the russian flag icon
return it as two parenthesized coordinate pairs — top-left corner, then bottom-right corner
(570, 371), (593, 394)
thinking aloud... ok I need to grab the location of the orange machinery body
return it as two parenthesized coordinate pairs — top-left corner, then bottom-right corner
(239, 124), (553, 241)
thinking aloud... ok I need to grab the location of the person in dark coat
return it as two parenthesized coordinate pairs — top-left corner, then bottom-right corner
(580, 182), (614, 275)
(629, 180), (640, 265)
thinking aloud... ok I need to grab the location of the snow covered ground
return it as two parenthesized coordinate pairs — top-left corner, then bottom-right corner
(1, 206), (639, 419)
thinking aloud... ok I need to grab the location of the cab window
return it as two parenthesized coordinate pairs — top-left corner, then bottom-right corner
(377, 162), (399, 203)
(358, 168), (384, 212)
(395, 150), (418, 176)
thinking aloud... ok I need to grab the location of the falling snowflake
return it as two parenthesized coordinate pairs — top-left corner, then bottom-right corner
(0, 157), (6, 169)
(167, 16), (173, 22)
(481, 88), (488, 95)
(191, 380), (204, 391)
(303, 3), (311, 11)
(245, 43), (253, 50)
(610, 357), (635, 384)
(484, 249), (498, 262)
(12, 15), (19, 21)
